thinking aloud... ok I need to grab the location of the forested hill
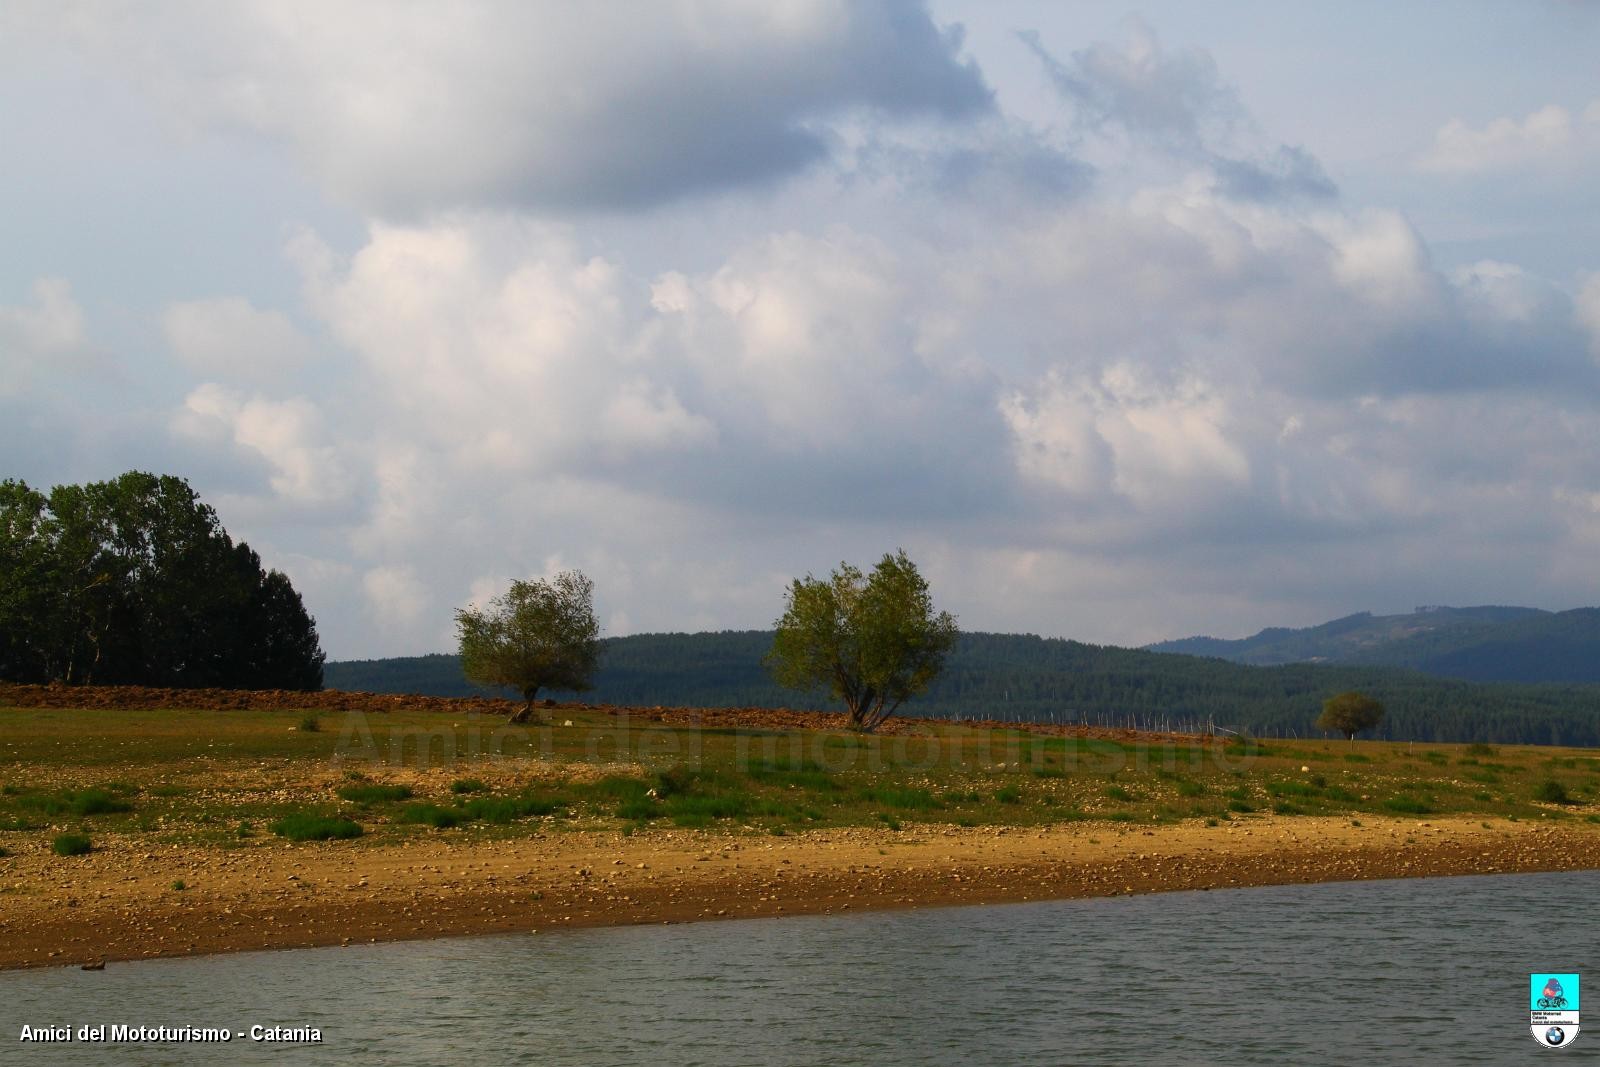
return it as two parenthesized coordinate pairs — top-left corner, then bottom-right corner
(1148, 605), (1600, 683)
(325, 630), (1600, 747)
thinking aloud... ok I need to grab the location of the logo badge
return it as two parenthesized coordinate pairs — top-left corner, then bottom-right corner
(1532, 973), (1580, 1049)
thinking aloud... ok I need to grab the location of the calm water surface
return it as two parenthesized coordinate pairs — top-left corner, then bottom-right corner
(3, 870), (1595, 1065)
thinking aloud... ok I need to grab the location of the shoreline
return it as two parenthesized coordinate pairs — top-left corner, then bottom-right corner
(4, 815), (1598, 972)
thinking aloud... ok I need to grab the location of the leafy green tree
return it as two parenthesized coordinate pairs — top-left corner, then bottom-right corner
(766, 549), (958, 732)
(455, 571), (601, 723)
(0, 472), (323, 689)
(1318, 690), (1385, 742)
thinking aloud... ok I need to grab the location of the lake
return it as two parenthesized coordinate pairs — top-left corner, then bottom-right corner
(3, 870), (1593, 1064)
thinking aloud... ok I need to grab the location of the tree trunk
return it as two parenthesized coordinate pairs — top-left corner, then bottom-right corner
(508, 685), (540, 724)
(848, 686), (876, 731)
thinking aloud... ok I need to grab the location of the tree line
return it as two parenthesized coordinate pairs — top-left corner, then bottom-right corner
(0, 472), (324, 689)
(327, 628), (1600, 746)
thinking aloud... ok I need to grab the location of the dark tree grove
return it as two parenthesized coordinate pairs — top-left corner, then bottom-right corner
(0, 472), (324, 690)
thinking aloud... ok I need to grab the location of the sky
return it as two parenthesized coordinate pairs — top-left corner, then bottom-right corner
(3, 1), (1599, 660)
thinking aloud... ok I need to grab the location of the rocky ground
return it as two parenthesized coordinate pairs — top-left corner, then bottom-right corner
(4, 815), (1598, 971)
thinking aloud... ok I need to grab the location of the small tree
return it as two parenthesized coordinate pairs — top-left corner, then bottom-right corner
(455, 571), (600, 723)
(1318, 691), (1385, 743)
(766, 549), (958, 732)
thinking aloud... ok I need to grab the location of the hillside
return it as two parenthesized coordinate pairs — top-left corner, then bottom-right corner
(325, 630), (1600, 746)
(1147, 606), (1547, 667)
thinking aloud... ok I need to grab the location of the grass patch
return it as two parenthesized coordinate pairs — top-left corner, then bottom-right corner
(270, 813), (363, 841)
(1465, 742), (1497, 757)
(51, 832), (93, 856)
(335, 783), (414, 804)
(298, 715), (321, 732)
(1268, 780), (1321, 798)
(398, 803), (463, 829)
(458, 795), (563, 823)
(859, 786), (941, 810)
(1227, 800), (1255, 813)
(450, 778), (488, 795)
(1105, 785), (1136, 802)
(17, 788), (133, 817)
(995, 786), (1023, 805)
(1342, 753), (1370, 763)
(1382, 796), (1434, 815)
(748, 759), (841, 792)
(1174, 780), (1206, 797)
(1534, 780), (1572, 804)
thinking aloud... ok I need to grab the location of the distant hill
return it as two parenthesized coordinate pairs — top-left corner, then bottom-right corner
(1147, 606), (1600, 683)
(325, 630), (1600, 746)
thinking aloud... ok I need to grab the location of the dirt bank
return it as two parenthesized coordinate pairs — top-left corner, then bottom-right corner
(0, 682), (1199, 744)
(3, 815), (1596, 971)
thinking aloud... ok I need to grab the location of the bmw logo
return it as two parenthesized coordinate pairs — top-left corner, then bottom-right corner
(1546, 1026), (1566, 1046)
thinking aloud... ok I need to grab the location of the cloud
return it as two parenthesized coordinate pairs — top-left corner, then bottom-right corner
(0, 278), (92, 395)
(1580, 275), (1600, 358)
(1419, 100), (1600, 173)
(173, 383), (354, 508)
(163, 297), (316, 382)
(363, 564), (428, 631)
(1001, 365), (1250, 507)
(28, 0), (991, 215)
(1020, 21), (1336, 203)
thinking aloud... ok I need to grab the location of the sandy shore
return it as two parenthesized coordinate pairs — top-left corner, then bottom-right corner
(3, 815), (1598, 971)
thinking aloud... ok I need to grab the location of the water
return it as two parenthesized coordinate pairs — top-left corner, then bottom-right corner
(3, 871), (1594, 1064)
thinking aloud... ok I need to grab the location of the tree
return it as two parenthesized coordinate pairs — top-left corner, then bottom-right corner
(766, 549), (958, 732)
(1318, 690), (1385, 742)
(0, 472), (324, 689)
(455, 571), (601, 723)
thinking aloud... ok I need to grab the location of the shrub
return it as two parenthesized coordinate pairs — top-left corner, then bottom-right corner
(1534, 780), (1572, 804)
(1105, 785), (1135, 802)
(995, 786), (1023, 805)
(450, 779), (488, 795)
(336, 783), (413, 804)
(1227, 800), (1255, 813)
(1464, 742), (1497, 757)
(298, 715), (321, 732)
(1175, 780), (1206, 797)
(171, 880), (186, 891)
(52, 832), (92, 856)
(1382, 796), (1433, 815)
(271, 814), (363, 841)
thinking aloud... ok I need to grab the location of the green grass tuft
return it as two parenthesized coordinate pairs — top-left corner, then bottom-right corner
(51, 832), (93, 856)
(450, 778), (488, 795)
(336, 783), (413, 804)
(18, 788), (133, 817)
(398, 803), (463, 829)
(270, 813), (363, 841)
